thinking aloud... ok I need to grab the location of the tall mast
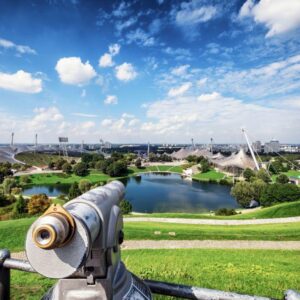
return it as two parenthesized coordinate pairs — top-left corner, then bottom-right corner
(242, 128), (260, 170)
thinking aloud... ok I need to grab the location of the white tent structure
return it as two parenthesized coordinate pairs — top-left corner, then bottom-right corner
(214, 148), (256, 174)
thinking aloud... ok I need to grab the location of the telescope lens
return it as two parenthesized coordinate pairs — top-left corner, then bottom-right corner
(34, 225), (56, 249)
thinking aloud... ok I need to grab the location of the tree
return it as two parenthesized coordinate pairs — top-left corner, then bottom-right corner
(106, 160), (128, 177)
(0, 164), (13, 183)
(251, 179), (267, 202)
(3, 177), (17, 194)
(19, 175), (31, 185)
(201, 159), (210, 173)
(68, 182), (82, 200)
(73, 162), (89, 176)
(120, 199), (132, 215)
(55, 158), (67, 170)
(243, 168), (256, 181)
(13, 195), (27, 215)
(79, 179), (92, 193)
(135, 158), (142, 169)
(62, 162), (72, 174)
(260, 183), (300, 206)
(230, 181), (254, 208)
(276, 174), (289, 184)
(48, 161), (55, 169)
(95, 160), (109, 173)
(27, 194), (51, 215)
(256, 169), (271, 183)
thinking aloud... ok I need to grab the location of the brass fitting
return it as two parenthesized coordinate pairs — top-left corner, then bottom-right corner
(32, 204), (76, 249)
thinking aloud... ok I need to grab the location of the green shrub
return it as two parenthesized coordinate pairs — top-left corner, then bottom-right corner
(215, 208), (237, 216)
(120, 199), (132, 215)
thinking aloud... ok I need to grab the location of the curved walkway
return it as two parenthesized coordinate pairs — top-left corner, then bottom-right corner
(11, 240), (300, 260)
(124, 216), (300, 225)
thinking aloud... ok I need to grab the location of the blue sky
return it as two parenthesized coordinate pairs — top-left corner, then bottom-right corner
(0, 0), (299, 144)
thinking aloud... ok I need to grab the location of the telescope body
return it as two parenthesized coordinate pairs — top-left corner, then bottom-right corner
(25, 181), (152, 300)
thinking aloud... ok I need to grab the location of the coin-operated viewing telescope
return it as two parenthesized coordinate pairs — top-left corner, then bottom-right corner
(25, 181), (151, 300)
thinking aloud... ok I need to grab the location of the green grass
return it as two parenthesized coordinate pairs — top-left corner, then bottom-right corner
(193, 169), (226, 181)
(10, 249), (300, 299)
(15, 152), (77, 167)
(272, 170), (300, 182)
(2, 217), (300, 252)
(20, 170), (110, 186)
(128, 201), (300, 220)
(124, 221), (300, 241)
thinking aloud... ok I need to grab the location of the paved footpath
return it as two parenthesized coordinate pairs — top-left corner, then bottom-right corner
(124, 216), (300, 225)
(11, 240), (300, 260)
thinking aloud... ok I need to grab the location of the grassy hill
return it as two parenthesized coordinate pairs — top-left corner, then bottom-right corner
(1, 217), (300, 252)
(10, 249), (300, 299)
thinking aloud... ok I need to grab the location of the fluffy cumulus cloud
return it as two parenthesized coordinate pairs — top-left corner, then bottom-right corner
(0, 38), (36, 55)
(0, 70), (42, 93)
(142, 92), (300, 142)
(104, 95), (118, 105)
(115, 62), (137, 81)
(55, 57), (96, 85)
(28, 107), (64, 130)
(168, 82), (192, 97)
(99, 43), (121, 68)
(239, 0), (300, 37)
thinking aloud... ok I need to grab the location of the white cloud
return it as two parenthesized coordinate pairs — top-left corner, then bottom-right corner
(142, 92), (300, 142)
(99, 44), (121, 68)
(29, 107), (64, 129)
(168, 82), (192, 97)
(81, 121), (95, 129)
(99, 53), (114, 67)
(126, 29), (155, 47)
(55, 57), (96, 85)
(71, 113), (97, 118)
(0, 70), (42, 93)
(128, 118), (140, 126)
(171, 65), (190, 76)
(239, 0), (300, 37)
(102, 119), (113, 126)
(0, 38), (36, 55)
(172, 1), (218, 26)
(115, 63), (137, 81)
(109, 43), (121, 56)
(197, 78), (207, 86)
(104, 95), (118, 105)
(122, 113), (135, 118)
(115, 17), (137, 34)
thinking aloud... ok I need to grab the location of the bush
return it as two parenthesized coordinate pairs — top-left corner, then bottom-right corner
(62, 162), (72, 174)
(120, 199), (132, 215)
(19, 175), (31, 185)
(13, 195), (28, 215)
(243, 168), (256, 181)
(135, 158), (142, 169)
(215, 208), (237, 216)
(260, 183), (300, 206)
(219, 178), (231, 185)
(73, 162), (89, 176)
(68, 182), (82, 200)
(27, 194), (51, 215)
(11, 187), (22, 195)
(106, 160), (128, 177)
(79, 179), (92, 193)
(2, 177), (17, 194)
(276, 174), (289, 184)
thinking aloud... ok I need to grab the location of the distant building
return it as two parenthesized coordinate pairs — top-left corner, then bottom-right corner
(252, 141), (262, 153)
(264, 140), (280, 154)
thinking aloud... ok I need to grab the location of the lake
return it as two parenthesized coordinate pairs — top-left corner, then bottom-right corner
(23, 173), (237, 213)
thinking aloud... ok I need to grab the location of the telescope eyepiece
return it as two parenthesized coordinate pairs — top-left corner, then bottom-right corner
(31, 205), (76, 250)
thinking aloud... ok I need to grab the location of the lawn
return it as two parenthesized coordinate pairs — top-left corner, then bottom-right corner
(129, 165), (184, 174)
(272, 170), (300, 182)
(1, 217), (300, 252)
(127, 200), (300, 220)
(9, 249), (300, 299)
(20, 170), (110, 186)
(193, 169), (227, 181)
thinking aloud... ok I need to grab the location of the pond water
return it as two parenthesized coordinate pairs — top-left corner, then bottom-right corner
(23, 173), (237, 213)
